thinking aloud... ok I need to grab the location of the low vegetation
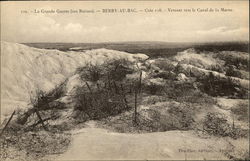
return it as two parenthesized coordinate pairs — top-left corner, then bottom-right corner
(197, 72), (248, 99)
(202, 112), (248, 139)
(231, 102), (249, 122)
(72, 59), (137, 122)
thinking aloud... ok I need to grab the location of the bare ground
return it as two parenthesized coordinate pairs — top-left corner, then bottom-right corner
(50, 120), (248, 160)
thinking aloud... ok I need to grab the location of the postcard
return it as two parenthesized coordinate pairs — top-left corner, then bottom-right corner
(0, 1), (249, 160)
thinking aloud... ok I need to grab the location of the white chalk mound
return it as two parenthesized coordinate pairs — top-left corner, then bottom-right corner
(1, 41), (148, 121)
(174, 48), (223, 69)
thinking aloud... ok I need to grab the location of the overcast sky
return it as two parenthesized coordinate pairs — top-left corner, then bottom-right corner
(1, 1), (249, 43)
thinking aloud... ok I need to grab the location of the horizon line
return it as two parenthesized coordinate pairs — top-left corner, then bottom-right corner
(19, 40), (249, 44)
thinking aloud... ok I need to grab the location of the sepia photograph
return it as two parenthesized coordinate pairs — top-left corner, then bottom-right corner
(0, 0), (249, 160)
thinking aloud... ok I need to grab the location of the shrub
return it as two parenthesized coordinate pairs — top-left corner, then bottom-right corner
(154, 59), (175, 71)
(198, 72), (247, 98)
(176, 90), (216, 104)
(203, 112), (229, 136)
(203, 112), (247, 139)
(231, 102), (249, 122)
(0, 129), (70, 160)
(7, 81), (63, 130)
(163, 81), (194, 98)
(226, 66), (243, 78)
(162, 80), (215, 104)
(143, 83), (164, 95)
(17, 87), (65, 125)
(216, 52), (249, 71)
(174, 63), (190, 76)
(73, 58), (142, 122)
(166, 104), (195, 130)
(73, 81), (131, 121)
(104, 59), (134, 81)
(134, 103), (195, 132)
(77, 59), (134, 83)
(77, 63), (104, 82)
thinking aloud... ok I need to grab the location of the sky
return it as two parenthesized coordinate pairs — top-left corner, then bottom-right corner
(1, 1), (249, 43)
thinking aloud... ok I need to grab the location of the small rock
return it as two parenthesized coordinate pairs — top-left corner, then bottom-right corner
(176, 73), (189, 81)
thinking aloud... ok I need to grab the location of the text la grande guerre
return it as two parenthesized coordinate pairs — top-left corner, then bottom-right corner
(32, 7), (232, 14)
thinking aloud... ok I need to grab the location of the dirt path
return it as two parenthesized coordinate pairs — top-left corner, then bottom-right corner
(51, 121), (230, 160)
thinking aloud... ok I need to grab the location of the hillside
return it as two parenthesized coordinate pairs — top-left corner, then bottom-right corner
(1, 42), (148, 122)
